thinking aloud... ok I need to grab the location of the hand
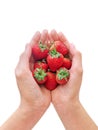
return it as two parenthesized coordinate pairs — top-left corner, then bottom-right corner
(48, 30), (98, 130)
(15, 30), (51, 121)
(48, 30), (83, 106)
(0, 30), (51, 130)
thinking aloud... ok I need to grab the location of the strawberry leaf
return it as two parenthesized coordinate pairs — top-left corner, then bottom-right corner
(34, 68), (47, 81)
(39, 41), (48, 52)
(49, 49), (60, 58)
(57, 68), (69, 80)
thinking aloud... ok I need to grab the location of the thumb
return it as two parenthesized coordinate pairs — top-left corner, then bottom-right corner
(16, 43), (32, 72)
(24, 43), (32, 64)
(69, 43), (82, 71)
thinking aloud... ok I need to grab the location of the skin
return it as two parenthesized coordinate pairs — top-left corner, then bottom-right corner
(49, 30), (98, 130)
(0, 30), (98, 130)
(0, 30), (51, 130)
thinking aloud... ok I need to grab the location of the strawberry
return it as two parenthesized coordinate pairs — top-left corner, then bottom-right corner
(47, 49), (64, 72)
(50, 41), (69, 56)
(62, 58), (72, 69)
(56, 67), (70, 85)
(33, 68), (47, 85)
(45, 72), (57, 90)
(34, 61), (48, 71)
(32, 41), (49, 60)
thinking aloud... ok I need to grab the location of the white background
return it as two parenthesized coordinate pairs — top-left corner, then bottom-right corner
(0, 0), (98, 129)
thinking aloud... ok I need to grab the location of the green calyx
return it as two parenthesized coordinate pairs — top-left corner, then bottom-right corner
(50, 49), (60, 58)
(57, 68), (69, 80)
(39, 41), (48, 51)
(34, 68), (47, 81)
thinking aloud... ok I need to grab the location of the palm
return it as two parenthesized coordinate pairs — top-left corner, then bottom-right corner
(29, 30), (51, 106)
(16, 30), (51, 109)
(51, 72), (82, 103)
(48, 30), (83, 103)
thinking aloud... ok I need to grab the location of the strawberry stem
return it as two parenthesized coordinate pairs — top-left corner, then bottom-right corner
(39, 41), (48, 51)
(34, 68), (47, 81)
(57, 68), (69, 80)
(50, 49), (60, 58)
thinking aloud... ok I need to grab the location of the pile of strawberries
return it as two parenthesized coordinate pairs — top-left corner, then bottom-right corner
(32, 41), (72, 90)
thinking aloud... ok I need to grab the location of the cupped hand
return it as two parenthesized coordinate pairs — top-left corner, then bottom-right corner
(15, 30), (51, 111)
(49, 30), (83, 106)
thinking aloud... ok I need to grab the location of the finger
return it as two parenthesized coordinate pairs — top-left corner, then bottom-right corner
(58, 32), (70, 48)
(69, 43), (82, 72)
(25, 43), (32, 60)
(17, 43), (32, 70)
(40, 29), (48, 43)
(58, 32), (68, 42)
(50, 29), (59, 41)
(30, 31), (41, 46)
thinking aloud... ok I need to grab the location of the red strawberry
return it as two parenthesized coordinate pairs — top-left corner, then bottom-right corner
(47, 49), (64, 72)
(32, 41), (49, 60)
(62, 58), (72, 69)
(45, 72), (57, 90)
(50, 41), (69, 56)
(56, 67), (70, 85)
(33, 68), (47, 85)
(34, 61), (48, 71)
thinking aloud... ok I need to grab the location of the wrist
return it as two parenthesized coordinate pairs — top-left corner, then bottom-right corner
(17, 101), (49, 129)
(20, 98), (50, 113)
(18, 102), (48, 119)
(18, 105), (35, 124)
(53, 99), (98, 130)
(18, 98), (50, 122)
(53, 98), (81, 115)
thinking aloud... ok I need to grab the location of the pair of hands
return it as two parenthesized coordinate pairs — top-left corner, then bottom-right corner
(15, 30), (83, 119)
(2, 30), (98, 130)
